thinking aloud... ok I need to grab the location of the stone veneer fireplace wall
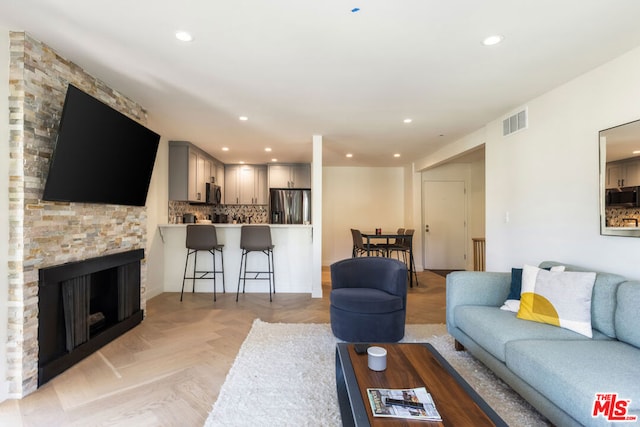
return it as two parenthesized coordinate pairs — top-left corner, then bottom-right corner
(7, 32), (149, 397)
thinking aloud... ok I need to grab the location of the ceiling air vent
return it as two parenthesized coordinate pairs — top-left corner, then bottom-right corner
(502, 108), (527, 136)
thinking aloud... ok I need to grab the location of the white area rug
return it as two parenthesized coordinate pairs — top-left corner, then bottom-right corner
(204, 319), (550, 426)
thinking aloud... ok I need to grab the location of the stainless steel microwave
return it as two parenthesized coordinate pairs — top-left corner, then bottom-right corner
(205, 183), (222, 205)
(606, 186), (640, 207)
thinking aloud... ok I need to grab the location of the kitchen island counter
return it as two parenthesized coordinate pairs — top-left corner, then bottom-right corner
(158, 223), (313, 295)
(159, 223), (312, 228)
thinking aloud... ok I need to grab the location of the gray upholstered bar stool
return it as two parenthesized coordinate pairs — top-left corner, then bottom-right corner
(236, 225), (275, 302)
(181, 224), (225, 302)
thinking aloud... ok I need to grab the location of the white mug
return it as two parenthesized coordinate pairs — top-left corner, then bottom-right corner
(367, 346), (387, 371)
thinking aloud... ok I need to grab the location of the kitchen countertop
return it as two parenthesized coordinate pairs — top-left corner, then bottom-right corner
(159, 223), (312, 228)
(156, 222), (313, 294)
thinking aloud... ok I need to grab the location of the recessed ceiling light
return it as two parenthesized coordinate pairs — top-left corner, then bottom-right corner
(482, 35), (504, 46)
(175, 31), (194, 42)
(403, 118), (412, 123)
(239, 161), (245, 164)
(265, 147), (272, 152)
(346, 153), (353, 158)
(222, 147), (229, 151)
(271, 158), (278, 162)
(634, 150), (640, 154)
(239, 116), (248, 121)
(394, 154), (401, 158)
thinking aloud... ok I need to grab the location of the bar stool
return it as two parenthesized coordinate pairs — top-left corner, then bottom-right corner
(236, 225), (275, 302)
(181, 225), (225, 302)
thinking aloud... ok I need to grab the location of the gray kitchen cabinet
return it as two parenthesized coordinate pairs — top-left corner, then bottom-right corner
(214, 161), (225, 201)
(169, 141), (220, 202)
(254, 166), (268, 204)
(606, 158), (640, 189)
(268, 163), (311, 188)
(224, 165), (240, 204)
(225, 165), (267, 204)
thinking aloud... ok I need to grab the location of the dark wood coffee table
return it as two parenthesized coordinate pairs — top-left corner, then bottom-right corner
(335, 343), (507, 426)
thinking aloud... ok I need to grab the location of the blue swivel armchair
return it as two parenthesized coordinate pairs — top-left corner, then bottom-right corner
(330, 257), (408, 342)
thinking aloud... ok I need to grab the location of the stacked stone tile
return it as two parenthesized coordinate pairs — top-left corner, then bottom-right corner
(7, 32), (149, 397)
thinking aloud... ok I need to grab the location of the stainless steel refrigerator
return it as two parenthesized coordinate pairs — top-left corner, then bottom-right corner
(269, 188), (311, 224)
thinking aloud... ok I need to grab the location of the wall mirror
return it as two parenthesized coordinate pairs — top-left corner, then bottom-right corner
(600, 119), (640, 237)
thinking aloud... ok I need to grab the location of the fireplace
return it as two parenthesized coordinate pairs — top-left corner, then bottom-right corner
(38, 249), (144, 386)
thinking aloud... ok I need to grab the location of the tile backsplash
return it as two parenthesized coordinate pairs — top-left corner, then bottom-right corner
(168, 201), (268, 224)
(605, 207), (640, 227)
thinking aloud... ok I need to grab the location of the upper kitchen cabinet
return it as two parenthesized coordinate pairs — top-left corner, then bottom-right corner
(606, 158), (640, 189)
(213, 160), (225, 201)
(268, 163), (311, 188)
(225, 165), (267, 205)
(169, 141), (221, 203)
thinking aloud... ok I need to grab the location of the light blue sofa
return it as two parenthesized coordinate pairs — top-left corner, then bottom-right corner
(446, 261), (640, 427)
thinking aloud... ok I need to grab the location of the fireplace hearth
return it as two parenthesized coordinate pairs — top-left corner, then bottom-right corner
(38, 249), (144, 386)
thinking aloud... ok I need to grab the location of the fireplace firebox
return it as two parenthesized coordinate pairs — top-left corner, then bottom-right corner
(38, 249), (144, 386)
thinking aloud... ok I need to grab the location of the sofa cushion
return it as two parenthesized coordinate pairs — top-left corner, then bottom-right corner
(330, 288), (403, 314)
(539, 261), (625, 338)
(615, 281), (640, 348)
(517, 265), (596, 337)
(454, 306), (605, 362)
(506, 340), (640, 427)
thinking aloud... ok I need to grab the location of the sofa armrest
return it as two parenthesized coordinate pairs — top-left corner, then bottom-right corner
(446, 271), (511, 333)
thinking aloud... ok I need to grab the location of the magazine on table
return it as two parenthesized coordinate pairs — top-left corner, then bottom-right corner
(366, 387), (442, 421)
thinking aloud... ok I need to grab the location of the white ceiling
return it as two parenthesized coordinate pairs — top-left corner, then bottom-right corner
(3, 1), (640, 167)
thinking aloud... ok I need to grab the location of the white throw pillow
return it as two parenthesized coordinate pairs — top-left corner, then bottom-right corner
(500, 299), (520, 313)
(500, 265), (565, 313)
(516, 264), (596, 337)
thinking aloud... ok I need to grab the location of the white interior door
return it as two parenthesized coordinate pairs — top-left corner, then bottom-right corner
(423, 180), (467, 270)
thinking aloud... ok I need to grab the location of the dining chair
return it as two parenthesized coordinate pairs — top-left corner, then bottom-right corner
(387, 228), (419, 286)
(350, 228), (382, 257)
(376, 227), (405, 257)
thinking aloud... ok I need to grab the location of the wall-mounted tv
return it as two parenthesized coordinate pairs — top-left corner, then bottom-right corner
(42, 84), (160, 207)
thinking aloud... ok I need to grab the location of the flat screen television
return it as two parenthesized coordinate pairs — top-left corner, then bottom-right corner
(42, 84), (160, 207)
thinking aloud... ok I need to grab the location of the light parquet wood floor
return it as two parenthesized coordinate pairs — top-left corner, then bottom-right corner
(0, 268), (447, 427)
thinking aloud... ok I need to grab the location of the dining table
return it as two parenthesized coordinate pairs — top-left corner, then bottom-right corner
(360, 230), (418, 287)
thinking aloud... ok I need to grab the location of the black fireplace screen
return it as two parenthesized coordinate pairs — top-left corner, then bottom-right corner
(61, 275), (90, 351)
(38, 249), (143, 386)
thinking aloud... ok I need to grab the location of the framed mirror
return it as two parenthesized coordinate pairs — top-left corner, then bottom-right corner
(599, 119), (640, 237)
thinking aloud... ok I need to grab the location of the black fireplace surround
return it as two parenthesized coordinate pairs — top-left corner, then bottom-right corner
(38, 249), (144, 386)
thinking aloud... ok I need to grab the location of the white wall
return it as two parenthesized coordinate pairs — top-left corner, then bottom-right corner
(145, 134), (169, 299)
(311, 136), (323, 297)
(414, 45), (640, 278)
(0, 29), (10, 401)
(322, 166), (405, 265)
(484, 44), (640, 278)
